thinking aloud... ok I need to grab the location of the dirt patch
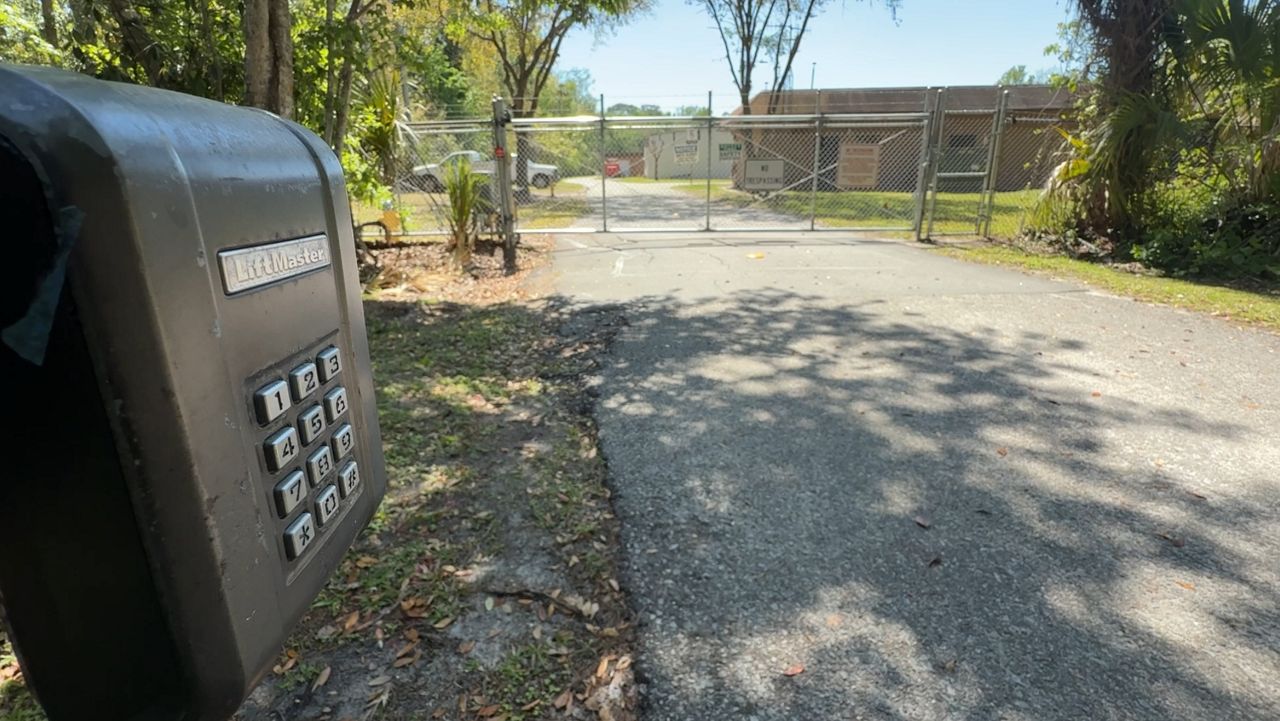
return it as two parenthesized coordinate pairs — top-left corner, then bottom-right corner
(235, 246), (634, 720)
(364, 236), (555, 305)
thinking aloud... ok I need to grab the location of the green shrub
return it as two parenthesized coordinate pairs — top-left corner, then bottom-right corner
(1136, 195), (1280, 280)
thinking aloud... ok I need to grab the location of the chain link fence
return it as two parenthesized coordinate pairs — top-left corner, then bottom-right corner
(378, 88), (1074, 240)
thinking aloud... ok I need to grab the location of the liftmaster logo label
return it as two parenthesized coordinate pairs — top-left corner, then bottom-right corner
(218, 234), (331, 295)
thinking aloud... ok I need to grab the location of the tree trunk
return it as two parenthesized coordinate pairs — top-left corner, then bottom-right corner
(244, 0), (293, 117)
(321, 0), (338, 144)
(107, 0), (163, 84)
(331, 57), (356, 156)
(40, 0), (57, 46)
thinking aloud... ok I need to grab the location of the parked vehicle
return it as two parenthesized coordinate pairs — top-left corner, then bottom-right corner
(405, 150), (560, 192)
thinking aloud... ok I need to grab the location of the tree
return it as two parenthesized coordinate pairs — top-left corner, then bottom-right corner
(244, 0), (295, 117)
(453, 0), (642, 191)
(996, 65), (1050, 85)
(693, 0), (899, 114)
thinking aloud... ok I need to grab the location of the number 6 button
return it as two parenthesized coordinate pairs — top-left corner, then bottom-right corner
(323, 387), (348, 423)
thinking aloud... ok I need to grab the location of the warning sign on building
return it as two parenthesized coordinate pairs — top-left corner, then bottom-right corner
(837, 143), (880, 189)
(673, 143), (699, 165)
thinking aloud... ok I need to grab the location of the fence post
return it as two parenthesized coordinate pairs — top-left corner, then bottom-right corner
(980, 88), (1010, 238)
(491, 96), (518, 273)
(599, 94), (608, 232)
(705, 90), (713, 231)
(924, 88), (947, 240)
(912, 87), (933, 241)
(809, 100), (822, 231)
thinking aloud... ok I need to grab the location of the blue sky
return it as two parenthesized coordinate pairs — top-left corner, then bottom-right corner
(556, 0), (1073, 114)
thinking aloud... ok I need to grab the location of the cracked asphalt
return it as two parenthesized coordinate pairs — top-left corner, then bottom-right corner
(549, 233), (1280, 721)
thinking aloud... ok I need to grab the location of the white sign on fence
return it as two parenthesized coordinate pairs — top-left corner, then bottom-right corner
(673, 143), (699, 165)
(743, 159), (785, 191)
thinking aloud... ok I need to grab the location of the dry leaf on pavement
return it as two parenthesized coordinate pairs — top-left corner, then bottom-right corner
(913, 515), (932, 529)
(782, 664), (805, 677)
(311, 665), (332, 691)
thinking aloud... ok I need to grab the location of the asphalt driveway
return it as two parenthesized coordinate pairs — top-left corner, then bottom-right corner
(550, 233), (1280, 721)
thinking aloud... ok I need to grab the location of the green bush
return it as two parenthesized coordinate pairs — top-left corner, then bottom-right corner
(1136, 195), (1280, 280)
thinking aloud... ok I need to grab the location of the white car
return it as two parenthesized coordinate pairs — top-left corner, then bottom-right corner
(407, 150), (560, 192)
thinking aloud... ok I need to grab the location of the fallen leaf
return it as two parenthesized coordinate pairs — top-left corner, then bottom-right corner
(1091, 391), (1102, 398)
(782, 664), (805, 677)
(341, 611), (360, 631)
(553, 690), (573, 709)
(913, 515), (932, 530)
(595, 656), (612, 679)
(616, 655), (632, 671)
(484, 596), (495, 611)
(1176, 581), (1196, 591)
(996, 447), (1008, 457)
(458, 640), (476, 654)
(477, 704), (500, 717)
(432, 708), (447, 719)
(355, 555), (378, 568)
(395, 640), (419, 659)
(608, 579), (620, 592)
(368, 675), (391, 687)
(1156, 532), (1187, 548)
(520, 699), (541, 711)
(1186, 490), (1207, 501)
(315, 624), (339, 641)
(393, 650), (420, 668)
(311, 665), (332, 691)
(928, 556), (943, 568)
(405, 628), (420, 642)
(433, 616), (454, 630)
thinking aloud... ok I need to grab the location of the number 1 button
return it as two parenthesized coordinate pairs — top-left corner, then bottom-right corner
(253, 380), (291, 424)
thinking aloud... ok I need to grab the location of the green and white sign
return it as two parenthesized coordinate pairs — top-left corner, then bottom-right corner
(718, 142), (743, 160)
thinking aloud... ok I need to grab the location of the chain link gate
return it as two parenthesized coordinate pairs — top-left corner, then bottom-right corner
(380, 89), (1074, 242)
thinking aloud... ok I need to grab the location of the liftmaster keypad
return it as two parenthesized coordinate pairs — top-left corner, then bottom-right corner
(0, 65), (387, 721)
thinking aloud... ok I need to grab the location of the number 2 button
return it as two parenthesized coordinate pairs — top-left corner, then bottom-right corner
(289, 362), (319, 401)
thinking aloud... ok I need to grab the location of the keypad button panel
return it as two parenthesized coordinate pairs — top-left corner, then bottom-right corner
(246, 337), (363, 566)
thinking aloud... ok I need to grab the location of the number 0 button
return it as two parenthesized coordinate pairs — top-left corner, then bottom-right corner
(253, 380), (291, 424)
(315, 485), (340, 526)
(323, 387), (348, 423)
(264, 427), (300, 472)
(317, 346), (342, 382)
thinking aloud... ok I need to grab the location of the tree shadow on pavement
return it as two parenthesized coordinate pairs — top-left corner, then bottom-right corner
(583, 287), (1280, 721)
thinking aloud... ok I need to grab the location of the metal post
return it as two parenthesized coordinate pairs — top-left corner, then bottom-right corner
(705, 90), (713, 231)
(809, 92), (822, 231)
(981, 89), (1010, 237)
(912, 87), (933, 241)
(599, 94), (607, 232)
(491, 96), (518, 272)
(924, 88), (947, 240)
